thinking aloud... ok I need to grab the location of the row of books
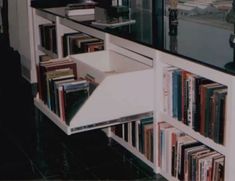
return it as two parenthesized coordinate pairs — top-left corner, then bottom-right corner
(37, 57), (97, 125)
(111, 116), (153, 162)
(63, 32), (104, 57)
(163, 66), (227, 145)
(158, 122), (225, 181)
(39, 23), (57, 54)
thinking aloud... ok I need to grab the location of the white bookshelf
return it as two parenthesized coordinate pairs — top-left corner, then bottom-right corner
(155, 50), (235, 180)
(30, 6), (235, 181)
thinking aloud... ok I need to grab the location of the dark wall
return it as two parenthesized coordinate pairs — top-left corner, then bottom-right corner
(1, 0), (9, 43)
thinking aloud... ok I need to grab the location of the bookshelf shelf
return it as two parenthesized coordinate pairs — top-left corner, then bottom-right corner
(155, 50), (234, 180)
(159, 112), (226, 155)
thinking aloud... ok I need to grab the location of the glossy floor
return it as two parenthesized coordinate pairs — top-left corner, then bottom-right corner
(0, 39), (166, 180)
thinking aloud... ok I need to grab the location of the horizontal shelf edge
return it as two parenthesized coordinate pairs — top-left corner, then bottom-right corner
(38, 45), (58, 58)
(34, 98), (153, 135)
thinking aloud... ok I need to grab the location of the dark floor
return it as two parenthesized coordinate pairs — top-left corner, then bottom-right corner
(0, 34), (167, 180)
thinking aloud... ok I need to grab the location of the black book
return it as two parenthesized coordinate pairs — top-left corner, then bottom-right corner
(63, 32), (83, 56)
(178, 142), (202, 180)
(43, 24), (55, 50)
(51, 26), (57, 53)
(193, 77), (213, 132)
(131, 121), (136, 147)
(124, 123), (128, 142)
(115, 124), (123, 138)
(63, 80), (89, 125)
(139, 117), (153, 154)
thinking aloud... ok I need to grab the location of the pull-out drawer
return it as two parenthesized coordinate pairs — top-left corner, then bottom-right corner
(34, 50), (154, 135)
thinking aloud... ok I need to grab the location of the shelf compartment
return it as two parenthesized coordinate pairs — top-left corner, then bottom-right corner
(34, 50), (154, 135)
(111, 132), (155, 169)
(159, 112), (226, 155)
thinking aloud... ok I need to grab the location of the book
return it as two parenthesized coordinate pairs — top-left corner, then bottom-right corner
(199, 83), (224, 137)
(204, 84), (224, 138)
(184, 145), (206, 180)
(38, 58), (77, 102)
(172, 69), (181, 120)
(131, 121), (136, 147)
(124, 122), (128, 142)
(143, 123), (153, 161)
(62, 80), (90, 125)
(178, 141), (202, 180)
(65, 1), (97, 16)
(45, 68), (74, 108)
(54, 78), (76, 116)
(39, 54), (52, 62)
(63, 32), (90, 56)
(39, 23), (56, 51)
(62, 32), (103, 56)
(158, 122), (173, 169)
(139, 117), (153, 154)
(112, 124), (123, 138)
(83, 40), (104, 52)
(66, 8), (95, 16)
(193, 77), (213, 132)
(176, 135), (195, 179)
(50, 74), (75, 113)
(74, 36), (99, 52)
(163, 66), (177, 116)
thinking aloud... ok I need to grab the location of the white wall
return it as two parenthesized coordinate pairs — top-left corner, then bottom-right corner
(8, 0), (19, 50)
(8, 0), (35, 82)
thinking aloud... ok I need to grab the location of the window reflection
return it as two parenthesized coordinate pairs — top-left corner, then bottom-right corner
(165, 0), (233, 30)
(163, 0), (234, 71)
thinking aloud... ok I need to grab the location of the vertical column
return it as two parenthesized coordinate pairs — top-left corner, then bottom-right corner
(153, 50), (164, 174)
(56, 16), (63, 59)
(224, 79), (235, 181)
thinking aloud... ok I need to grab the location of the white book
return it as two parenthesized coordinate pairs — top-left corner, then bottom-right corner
(66, 8), (95, 16)
(162, 66), (177, 115)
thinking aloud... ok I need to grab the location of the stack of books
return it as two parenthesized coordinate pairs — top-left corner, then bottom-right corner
(37, 57), (96, 125)
(62, 32), (104, 57)
(92, 6), (136, 28)
(39, 23), (57, 53)
(65, 1), (97, 16)
(158, 122), (225, 181)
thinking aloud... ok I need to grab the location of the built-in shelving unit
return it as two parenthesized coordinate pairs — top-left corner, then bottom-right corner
(29, 4), (235, 181)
